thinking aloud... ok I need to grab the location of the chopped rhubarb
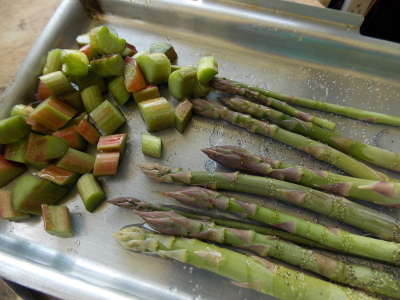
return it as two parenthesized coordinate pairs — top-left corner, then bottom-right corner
(61, 49), (89, 78)
(174, 98), (193, 133)
(34, 135), (69, 161)
(141, 133), (162, 158)
(89, 26), (126, 55)
(76, 117), (101, 145)
(76, 173), (106, 212)
(79, 43), (98, 60)
(41, 204), (73, 238)
(0, 154), (27, 187)
(138, 97), (174, 131)
(81, 85), (104, 113)
(132, 85), (160, 104)
(76, 67), (107, 92)
(136, 53), (171, 85)
(121, 43), (138, 57)
(108, 75), (130, 105)
(93, 152), (120, 176)
(0, 115), (30, 144)
(58, 90), (85, 112)
(38, 164), (81, 187)
(24, 132), (52, 169)
(97, 133), (126, 153)
(150, 42), (177, 62)
(42, 49), (62, 75)
(53, 125), (87, 150)
(197, 56), (218, 84)
(56, 148), (95, 174)
(168, 65), (196, 100)
(39, 71), (76, 96)
(90, 100), (126, 135)
(10, 104), (32, 118)
(3, 138), (28, 163)
(0, 190), (30, 221)
(123, 56), (147, 92)
(90, 54), (125, 77)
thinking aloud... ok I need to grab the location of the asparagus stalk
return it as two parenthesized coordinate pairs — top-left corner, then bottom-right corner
(163, 186), (400, 266)
(210, 77), (336, 131)
(107, 197), (328, 249)
(214, 77), (400, 127)
(202, 145), (400, 207)
(138, 163), (400, 242)
(113, 226), (378, 300)
(219, 97), (400, 172)
(190, 98), (390, 182)
(134, 210), (400, 299)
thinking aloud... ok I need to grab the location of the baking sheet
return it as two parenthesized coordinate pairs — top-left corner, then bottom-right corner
(1, 0), (400, 299)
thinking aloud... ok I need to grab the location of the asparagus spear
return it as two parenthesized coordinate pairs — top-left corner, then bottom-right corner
(219, 96), (400, 172)
(213, 77), (400, 127)
(134, 210), (400, 299)
(138, 163), (400, 242)
(202, 145), (400, 207)
(210, 77), (337, 131)
(190, 98), (390, 182)
(163, 186), (400, 266)
(108, 197), (328, 249)
(113, 226), (378, 300)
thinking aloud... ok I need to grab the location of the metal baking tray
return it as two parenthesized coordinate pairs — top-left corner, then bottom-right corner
(1, 0), (400, 299)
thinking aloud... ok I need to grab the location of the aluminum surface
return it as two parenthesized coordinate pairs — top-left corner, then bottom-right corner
(1, 0), (400, 299)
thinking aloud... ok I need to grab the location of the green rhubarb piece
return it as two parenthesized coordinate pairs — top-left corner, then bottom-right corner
(81, 85), (104, 113)
(53, 125), (87, 150)
(76, 117), (101, 145)
(76, 173), (106, 212)
(191, 76), (211, 98)
(123, 56), (148, 92)
(10, 104), (31, 118)
(197, 56), (218, 84)
(0, 190), (30, 221)
(28, 96), (77, 131)
(138, 97), (174, 131)
(79, 44), (98, 61)
(76, 33), (90, 48)
(34, 135), (69, 161)
(168, 65), (196, 100)
(97, 133), (126, 153)
(39, 71), (76, 96)
(56, 148), (95, 174)
(90, 100), (126, 135)
(89, 26), (126, 55)
(171, 65), (182, 72)
(41, 204), (73, 238)
(43, 49), (63, 75)
(150, 42), (177, 62)
(58, 90), (85, 112)
(108, 75), (130, 105)
(0, 154), (27, 187)
(132, 85), (160, 104)
(3, 137), (27, 163)
(75, 67), (107, 93)
(121, 43), (137, 57)
(136, 53), (171, 85)
(133, 50), (150, 60)
(60, 50), (89, 78)
(11, 174), (68, 215)
(174, 98), (193, 133)
(38, 164), (80, 188)
(24, 132), (51, 170)
(141, 133), (162, 158)
(90, 54), (125, 77)
(0, 115), (30, 144)
(93, 152), (120, 176)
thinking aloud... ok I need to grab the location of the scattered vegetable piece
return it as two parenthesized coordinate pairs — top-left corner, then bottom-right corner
(76, 116), (101, 145)
(141, 133), (162, 158)
(132, 85), (160, 104)
(42, 49), (63, 75)
(89, 26), (126, 55)
(0, 154), (27, 188)
(0, 115), (30, 144)
(136, 53), (171, 85)
(3, 138), (28, 163)
(61, 49), (89, 78)
(90, 54), (125, 77)
(76, 173), (106, 212)
(38, 164), (81, 188)
(90, 100), (126, 135)
(138, 97), (174, 131)
(168, 65), (196, 100)
(39, 71), (76, 96)
(97, 133), (126, 153)
(41, 204), (73, 238)
(34, 135), (69, 161)
(150, 42), (177, 62)
(173, 98), (193, 133)
(197, 56), (218, 84)
(93, 152), (121, 176)
(123, 56), (148, 92)
(0, 190), (30, 221)
(108, 75), (130, 105)
(81, 85), (104, 113)
(52, 125), (87, 150)
(55, 148), (95, 174)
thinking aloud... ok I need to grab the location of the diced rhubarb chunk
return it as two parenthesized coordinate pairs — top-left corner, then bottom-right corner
(24, 132), (52, 170)
(76, 117), (101, 145)
(0, 154), (27, 187)
(38, 164), (81, 188)
(56, 148), (95, 174)
(90, 100), (126, 135)
(174, 98), (193, 133)
(52, 125), (87, 150)
(90, 54), (125, 77)
(132, 85), (160, 104)
(76, 173), (106, 212)
(34, 135), (69, 161)
(93, 152), (120, 176)
(0, 190), (30, 221)
(97, 134), (126, 153)
(3, 138), (28, 163)
(123, 56), (147, 92)
(42, 204), (73, 238)
(0, 115), (31, 144)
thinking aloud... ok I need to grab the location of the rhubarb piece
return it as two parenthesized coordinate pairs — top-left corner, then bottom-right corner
(11, 174), (68, 215)
(76, 117), (101, 145)
(141, 133), (162, 158)
(133, 50), (150, 59)
(79, 43), (98, 60)
(39, 71), (76, 96)
(108, 75), (130, 105)
(121, 43), (138, 57)
(43, 49), (63, 75)
(138, 97), (174, 131)
(150, 42), (177, 62)
(97, 133), (126, 153)
(3, 137), (27, 163)
(136, 53), (171, 85)
(34, 135), (69, 161)
(93, 152), (120, 176)
(76, 173), (106, 212)
(76, 33), (90, 48)
(197, 56), (218, 84)
(81, 85), (104, 113)
(168, 65), (196, 100)
(132, 85), (160, 104)
(38, 164), (80, 187)
(174, 98), (193, 133)
(10, 104), (31, 118)
(90, 100), (126, 135)
(123, 56), (147, 92)
(36, 81), (53, 102)
(52, 125), (87, 150)
(56, 148), (95, 174)
(41, 204), (73, 238)
(58, 90), (85, 112)
(0, 115), (30, 144)
(75, 67), (107, 92)
(24, 132), (51, 169)
(60, 49), (89, 78)
(0, 154), (27, 187)
(191, 76), (211, 98)
(90, 54), (125, 77)
(89, 26), (126, 55)
(0, 190), (30, 221)
(27, 96), (77, 131)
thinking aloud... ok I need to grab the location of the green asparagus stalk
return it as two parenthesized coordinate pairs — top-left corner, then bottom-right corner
(190, 98), (390, 182)
(138, 163), (400, 242)
(163, 186), (400, 266)
(214, 77), (400, 127)
(107, 197), (328, 249)
(202, 145), (400, 207)
(134, 210), (400, 298)
(210, 77), (336, 131)
(113, 226), (378, 300)
(219, 97), (400, 172)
